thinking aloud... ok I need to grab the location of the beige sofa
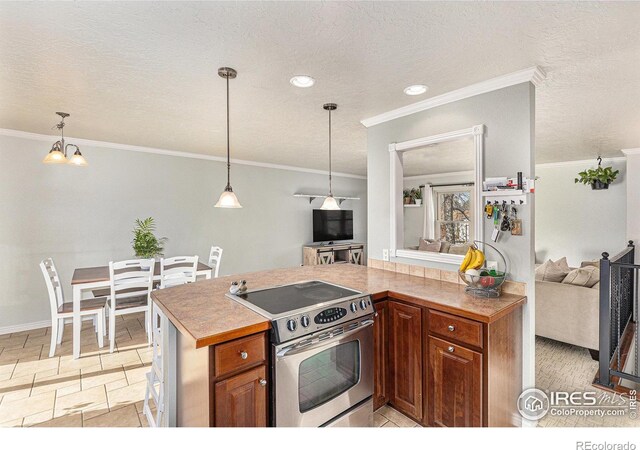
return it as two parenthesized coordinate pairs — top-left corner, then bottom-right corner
(535, 279), (600, 352)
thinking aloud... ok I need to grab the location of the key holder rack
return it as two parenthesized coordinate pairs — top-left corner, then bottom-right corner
(481, 190), (528, 205)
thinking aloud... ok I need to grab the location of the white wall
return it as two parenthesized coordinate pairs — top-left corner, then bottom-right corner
(624, 150), (640, 259)
(366, 82), (536, 390)
(0, 133), (367, 329)
(535, 159), (627, 267)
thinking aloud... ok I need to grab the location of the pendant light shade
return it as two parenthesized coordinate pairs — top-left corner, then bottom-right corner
(320, 103), (339, 210)
(66, 145), (88, 166)
(215, 67), (242, 209)
(42, 144), (66, 164)
(215, 188), (242, 208)
(320, 195), (340, 210)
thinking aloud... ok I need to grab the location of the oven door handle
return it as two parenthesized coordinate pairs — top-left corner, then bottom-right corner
(276, 319), (374, 359)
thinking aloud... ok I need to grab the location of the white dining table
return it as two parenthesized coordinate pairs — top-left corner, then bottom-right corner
(70, 261), (212, 359)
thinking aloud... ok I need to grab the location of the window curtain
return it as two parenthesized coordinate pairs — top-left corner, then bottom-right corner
(422, 184), (435, 240)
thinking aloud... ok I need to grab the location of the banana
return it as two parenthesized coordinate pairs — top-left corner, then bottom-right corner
(470, 248), (485, 270)
(459, 246), (474, 272)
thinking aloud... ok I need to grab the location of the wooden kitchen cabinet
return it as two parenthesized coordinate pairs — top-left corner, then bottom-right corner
(372, 296), (522, 427)
(214, 365), (268, 427)
(388, 301), (423, 420)
(427, 336), (482, 427)
(373, 300), (389, 409)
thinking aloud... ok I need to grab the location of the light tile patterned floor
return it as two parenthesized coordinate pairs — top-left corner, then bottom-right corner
(374, 405), (421, 427)
(8, 319), (636, 428)
(536, 336), (640, 427)
(0, 313), (153, 427)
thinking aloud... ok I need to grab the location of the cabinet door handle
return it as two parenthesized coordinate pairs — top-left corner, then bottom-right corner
(239, 351), (248, 360)
(447, 346), (455, 353)
(259, 378), (267, 387)
(448, 325), (455, 332)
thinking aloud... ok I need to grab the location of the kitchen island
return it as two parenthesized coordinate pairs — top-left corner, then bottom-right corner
(151, 264), (526, 427)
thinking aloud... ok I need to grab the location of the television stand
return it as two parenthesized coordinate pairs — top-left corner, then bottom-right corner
(303, 242), (366, 266)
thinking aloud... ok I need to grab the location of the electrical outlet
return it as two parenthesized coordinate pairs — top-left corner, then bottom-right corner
(382, 249), (390, 261)
(486, 260), (498, 271)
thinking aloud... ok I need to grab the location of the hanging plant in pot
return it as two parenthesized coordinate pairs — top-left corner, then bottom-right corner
(574, 157), (619, 190)
(132, 217), (167, 267)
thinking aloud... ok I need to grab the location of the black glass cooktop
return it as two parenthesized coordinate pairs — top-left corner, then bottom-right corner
(234, 280), (361, 316)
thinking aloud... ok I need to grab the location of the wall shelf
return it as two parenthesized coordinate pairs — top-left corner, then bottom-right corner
(404, 204), (422, 208)
(294, 193), (360, 205)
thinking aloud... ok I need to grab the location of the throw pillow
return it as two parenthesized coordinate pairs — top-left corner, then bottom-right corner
(562, 266), (600, 288)
(448, 243), (470, 255)
(439, 241), (452, 254)
(418, 239), (441, 253)
(554, 257), (570, 272)
(535, 259), (570, 282)
(580, 259), (601, 269)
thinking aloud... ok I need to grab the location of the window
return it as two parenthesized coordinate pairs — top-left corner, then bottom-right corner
(434, 186), (473, 244)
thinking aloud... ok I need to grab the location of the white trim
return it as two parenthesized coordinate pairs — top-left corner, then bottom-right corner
(0, 319), (50, 335)
(621, 148), (640, 156)
(536, 156), (626, 169)
(389, 125), (484, 264)
(0, 128), (366, 180)
(395, 249), (464, 265)
(403, 170), (474, 182)
(361, 66), (546, 128)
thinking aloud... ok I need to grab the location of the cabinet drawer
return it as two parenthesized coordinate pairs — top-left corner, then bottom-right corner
(214, 333), (266, 378)
(428, 310), (483, 349)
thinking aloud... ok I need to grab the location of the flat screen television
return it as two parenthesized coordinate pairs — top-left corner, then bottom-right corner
(313, 209), (353, 242)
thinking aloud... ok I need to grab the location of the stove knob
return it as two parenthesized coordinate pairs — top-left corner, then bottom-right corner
(301, 315), (310, 328)
(359, 299), (368, 310)
(350, 302), (358, 313)
(286, 319), (297, 332)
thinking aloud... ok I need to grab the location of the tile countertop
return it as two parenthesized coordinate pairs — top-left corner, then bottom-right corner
(150, 264), (526, 349)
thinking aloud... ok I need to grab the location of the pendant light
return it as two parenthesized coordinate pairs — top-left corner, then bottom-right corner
(42, 112), (88, 166)
(214, 67), (242, 208)
(320, 103), (340, 210)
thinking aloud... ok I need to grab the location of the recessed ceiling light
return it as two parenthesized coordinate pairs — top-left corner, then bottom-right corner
(404, 84), (428, 96)
(290, 75), (315, 88)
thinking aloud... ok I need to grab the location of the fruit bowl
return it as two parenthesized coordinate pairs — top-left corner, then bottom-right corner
(458, 241), (508, 298)
(458, 270), (507, 298)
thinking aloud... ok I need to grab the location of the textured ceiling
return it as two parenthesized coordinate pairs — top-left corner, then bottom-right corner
(1, 2), (639, 176)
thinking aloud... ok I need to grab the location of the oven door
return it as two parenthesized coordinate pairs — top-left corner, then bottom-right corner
(274, 317), (374, 427)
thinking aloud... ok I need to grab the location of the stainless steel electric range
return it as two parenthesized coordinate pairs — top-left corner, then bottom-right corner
(227, 280), (374, 427)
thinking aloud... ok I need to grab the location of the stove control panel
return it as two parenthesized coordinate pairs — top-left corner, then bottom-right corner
(314, 307), (347, 324)
(272, 294), (372, 344)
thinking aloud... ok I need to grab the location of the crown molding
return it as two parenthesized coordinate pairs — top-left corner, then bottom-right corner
(536, 156), (626, 169)
(621, 148), (640, 156)
(361, 66), (546, 128)
(0, 128), (366, 180)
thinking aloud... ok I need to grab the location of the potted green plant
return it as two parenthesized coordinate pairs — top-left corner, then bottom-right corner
(132, 217), (167, 264)
(403, 189), (412, 204)
(412, 187), (423, 206)
(574, 157), (619, 190)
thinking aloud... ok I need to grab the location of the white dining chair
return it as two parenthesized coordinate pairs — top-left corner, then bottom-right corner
(144, 256), (198, 427)
(143, 303), (166, 427)
(159, 256), (198, 289)
(208, 246), (223, 278)
(40, 258), (106, 357)
(108, 259), (154, 353)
